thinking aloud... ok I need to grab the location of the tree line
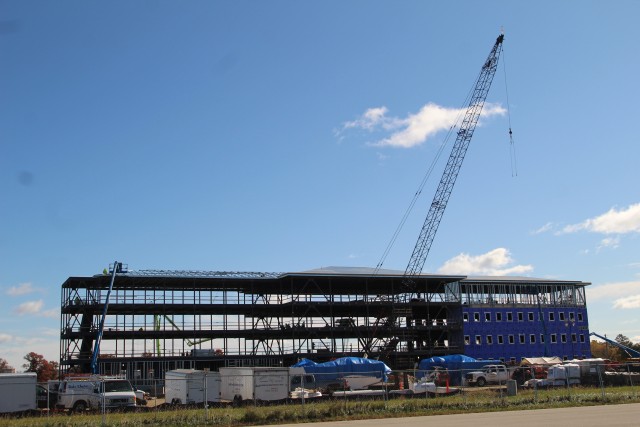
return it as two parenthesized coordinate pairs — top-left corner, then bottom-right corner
(0, 353), (59, 382)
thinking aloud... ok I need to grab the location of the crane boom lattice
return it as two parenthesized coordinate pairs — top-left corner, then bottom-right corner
(403, 33), (504, 290)
(364, 34), (505, 362)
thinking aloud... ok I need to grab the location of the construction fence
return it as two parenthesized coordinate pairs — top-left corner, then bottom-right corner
(29, 361), (640, 420)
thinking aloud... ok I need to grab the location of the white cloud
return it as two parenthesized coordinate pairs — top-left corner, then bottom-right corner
(6, 282), (35, 296)
(42, 308), (59, 319)
(587, 281), (640, 301)
(0, 333), (13, 343)
(613, 295), (640, 309)
(437, 248), (533, 276)
(342, 106), (396, 131)
(41, 328), (60, 337)
(376, 152), (389, 162)
(15, 299), (44, 315)
(562, 203), (640, 235)
(339, 102), (505, 148)
(598, 236), (620, 251)
(531, 222), (554, 235)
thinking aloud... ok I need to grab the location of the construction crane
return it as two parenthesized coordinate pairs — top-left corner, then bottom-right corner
(403, 32), (504, 292)
(366, 33), (505, 361)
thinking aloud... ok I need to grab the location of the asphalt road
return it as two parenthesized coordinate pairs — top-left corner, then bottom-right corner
(270, 403), (640, 427)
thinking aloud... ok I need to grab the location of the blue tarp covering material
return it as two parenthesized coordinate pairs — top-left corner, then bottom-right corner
(418, 354), (502, 386)
(292, 357), (391, 382)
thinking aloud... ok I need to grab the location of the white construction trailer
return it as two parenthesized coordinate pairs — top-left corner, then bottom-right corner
(0, 373), (37, 413)
(165, 369), (221, 405)
(219, 367), (290, 403)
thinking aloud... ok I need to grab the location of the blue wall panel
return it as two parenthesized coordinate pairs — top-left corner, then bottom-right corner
(462, 306), (591, 364)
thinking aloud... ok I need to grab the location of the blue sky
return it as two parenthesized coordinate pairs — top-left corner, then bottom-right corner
(1, 1), (640, 371)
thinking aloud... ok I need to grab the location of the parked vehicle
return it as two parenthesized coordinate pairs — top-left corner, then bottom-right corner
(56, 376), (137, 413)
(289, 367), (316, 390)
(289, 367), (321, 399)
(465, 364), (510, 386)
(220, 367), (290, 404)
(36, 382), (59, 409)
(418, 354), (502, 387)
(0, 373), (37, 413)
(165, 369), (221, 405)
(524, 363), (580, 388)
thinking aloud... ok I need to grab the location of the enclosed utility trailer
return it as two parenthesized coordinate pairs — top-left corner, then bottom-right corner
(0, 373), (37, 413)
(220, 367), (289, 403)
(165, 369), (221, 405)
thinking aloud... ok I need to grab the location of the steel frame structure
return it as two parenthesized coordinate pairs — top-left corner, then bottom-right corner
(60, 269), (463, 378)
(59, 269), (590, 379)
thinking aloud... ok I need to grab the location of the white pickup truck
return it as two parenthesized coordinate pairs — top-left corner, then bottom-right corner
(465, 365), (510, 387)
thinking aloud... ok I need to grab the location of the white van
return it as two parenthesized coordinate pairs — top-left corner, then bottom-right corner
(56, 376), (137, 413)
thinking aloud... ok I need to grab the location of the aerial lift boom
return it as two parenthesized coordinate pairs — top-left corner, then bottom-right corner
(590, 332), (640, 358)
(90, 261), (126, 374)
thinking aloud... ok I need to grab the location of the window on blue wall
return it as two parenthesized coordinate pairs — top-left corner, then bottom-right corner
(551, 334), (557, 343)
(510, 357), (516, 364)
(486, 335), (493, 345)
(578, 313), (583, 322)
(530, 334), (536, 343)
(540, 334), (545, 343)
(518, 312), (523, 321)
(561, 334), (567, 343)
(559, 312), (565, 321)
(475, 335), (482, 345)
(474, 312), (480, 322)
(464, 335), (470, 345)
(498, 335), (504, 344)
(580, 334), (585, 343)
(549, 312), (555, 321)
(528, 312), (534, 321)
(463, 313), (469, 322)
(496, 312), (502, 321)
(519, 334), (525, 344)
(485, 313), (491, 322)
(572, 334), (577, 343)
(569, 312), (575, 321)
(507, 312), (513, 321)
(509, 335), (515, 344)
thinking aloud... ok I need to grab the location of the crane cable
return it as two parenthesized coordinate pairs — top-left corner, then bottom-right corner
(374, 81), (477, 275)
(501, 45), (518, 177)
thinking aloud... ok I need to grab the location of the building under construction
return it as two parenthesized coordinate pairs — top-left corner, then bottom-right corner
(59, 265), (591, 380)
(60, 33), (593, 380)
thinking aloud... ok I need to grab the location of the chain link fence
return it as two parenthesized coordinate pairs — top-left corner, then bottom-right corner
(24, 361), (640, 424)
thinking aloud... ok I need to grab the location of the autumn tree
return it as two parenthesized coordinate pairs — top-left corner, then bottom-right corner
(0, 357), (14, 373)
(590, 339), (610, 359)
(23, 352), (59, 382)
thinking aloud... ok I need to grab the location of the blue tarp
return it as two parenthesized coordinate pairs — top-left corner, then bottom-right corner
(292, 357), (391, 382)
